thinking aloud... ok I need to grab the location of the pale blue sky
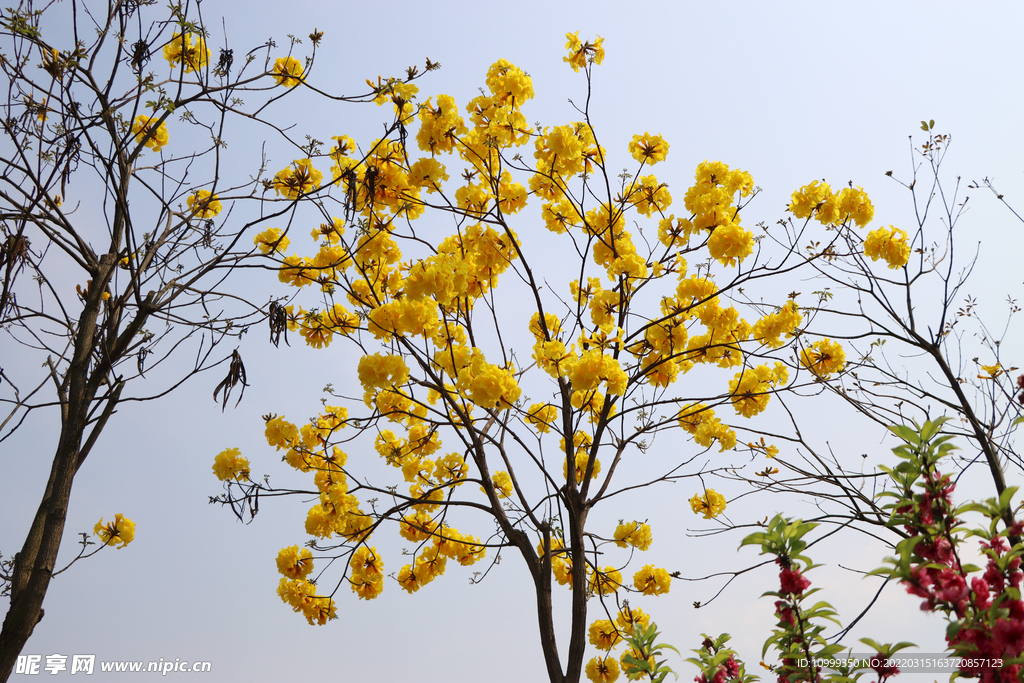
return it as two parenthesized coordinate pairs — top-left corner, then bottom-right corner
(2, 1), (1022, 681)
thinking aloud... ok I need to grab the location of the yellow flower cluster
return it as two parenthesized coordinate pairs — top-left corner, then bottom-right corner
(633, 564), (672, 595)
(187, 189), (222, 219)
(260, 412), (374, 546)
(370, 78), (419, 119)
(589, 619), (621, 650)
(212, 447), (250, 481)
(728, 362), (789, 418)
(537, 537), (575, 587)
(273, 159), (322, 199)
(863, 225), (910, 269)
(751, 301), (802, 349)
(490, 470), (513, 498)
(613, 521), (653, 551)
(585, 656), (620, 683)
(276, 545), (314, 580)
(689, 489), (726, 519)
(417, 94), (467, 154)
(131, 116), (168, 153)
(682, 160), (755, 266)
(433, 347), (521, 410)
(588, 565), (623, 595)
(94, 513), (135, 549)
(277, 577), (335, 625)
(564, 32), (605, 72)
(676, 403), (736, 452)
(272, 56), (304, 88)
(800, 338), (846, 378)
(584, 607), (654, 682)
(254, 227), (289, 255)
(396, 526), (486, 594)
(535, 123), (602, 178)
(563, 430), (601, 483)
(628, 132), (669, 166)
(163, 32), (209, 73)
(525, 403), (558, 433)
(567, 349), (628, 396)
(349, 546), (385, 600)
(358, 353), (410, 391)
(298, 304), (359, 349)
(789, 182), (874, 227)
(616, 606), (651, 636)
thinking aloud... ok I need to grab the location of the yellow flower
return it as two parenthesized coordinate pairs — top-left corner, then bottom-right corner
(163, 32), (210, 72)
(689, 489), (726, 519)
(272, 56), (304, 88)
(588, 566), (622, 595)
(131, 116), (168, 153)
(277, 578), (336, 624)
(264, 415), (299, 450)
(563, 32), (605, 72)
(187, 189), (222, 219)
(525, 403), (558, 433)
(628, 133), (669, 165)
(564, 451), (601, 482)
(485, 59), (534, 105)
(676, 403), (736, 452)
(728, 363), (788, 418)
(212, 447), (250, 481)
(273, 159), (322, 199)
(613, 521), (652, 551)
(632, 564), (671, 595)
(397, 564), (424, 593)
(979, 363), (1002, 379)
(800, 338), (846, 379)
(276, 545), (314, 579)
(752, 300), (802, 349)
(489, 470), (513, 498)
(788, 180), (833, 221)
(707, 221), (754, 267)
(615, 607), (650, 636)
(350, 546), (384, 583)
(94, 513), (136, 549)
(585, 656), (620, 683)
(588, 619), (621, 651)
(863, 225), (910, 269)
(837, 186), (874, 227)
(254, 227), (289, 255)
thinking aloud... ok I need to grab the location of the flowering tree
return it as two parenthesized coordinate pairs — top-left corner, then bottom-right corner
(0, 1), (427, 678)
(210, 35), (904, 683)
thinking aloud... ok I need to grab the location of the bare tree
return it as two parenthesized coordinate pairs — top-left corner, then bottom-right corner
(726, 125), (1022, 560)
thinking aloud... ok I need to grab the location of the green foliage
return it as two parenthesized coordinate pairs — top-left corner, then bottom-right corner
(740, 515), (818, 572)
(686, 633), (757, 683)
(621, 622), (680, 682)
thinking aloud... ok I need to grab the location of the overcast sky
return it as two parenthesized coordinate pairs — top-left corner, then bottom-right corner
(3, 1), (1022, 681)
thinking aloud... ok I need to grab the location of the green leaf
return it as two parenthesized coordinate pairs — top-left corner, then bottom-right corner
(859, 637), (884, 651)
(888, 424), (921, 445)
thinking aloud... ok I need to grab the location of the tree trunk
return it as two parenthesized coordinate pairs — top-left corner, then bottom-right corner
(0, 256), (113, 682)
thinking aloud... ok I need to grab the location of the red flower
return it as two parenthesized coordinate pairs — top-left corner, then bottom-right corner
(871, 652), (899, 680)
(779, 568), (811, 596)
(774, 600), (796, 626)
(992, 616), (1024, 656)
